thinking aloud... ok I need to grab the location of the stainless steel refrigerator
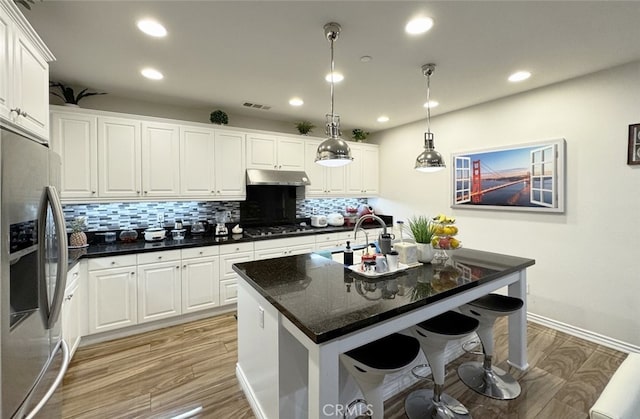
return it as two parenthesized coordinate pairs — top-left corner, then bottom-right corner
(0, 125), (69, 418)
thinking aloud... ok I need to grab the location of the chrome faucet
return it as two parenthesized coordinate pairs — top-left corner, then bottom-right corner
(353, 214), (388, 250)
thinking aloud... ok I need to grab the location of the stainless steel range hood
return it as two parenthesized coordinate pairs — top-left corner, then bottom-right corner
(246, 169), (311, 186)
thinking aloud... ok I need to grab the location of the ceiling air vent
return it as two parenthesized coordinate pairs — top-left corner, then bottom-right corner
(242, 102), (271, 111)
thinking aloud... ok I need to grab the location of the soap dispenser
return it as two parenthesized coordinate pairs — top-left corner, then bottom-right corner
(344, 241), (354, 266)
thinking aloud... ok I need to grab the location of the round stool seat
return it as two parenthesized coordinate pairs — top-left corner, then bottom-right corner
(416, 310), (480, 338)
(344, 333), (420, 370)
(467, 294), (523, 315)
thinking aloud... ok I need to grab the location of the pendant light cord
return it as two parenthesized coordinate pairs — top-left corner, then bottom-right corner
(329, 34), (335, 122)
(426, 70), (431, 135)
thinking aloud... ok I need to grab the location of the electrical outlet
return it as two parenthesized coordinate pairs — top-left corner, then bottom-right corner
(526, 283), (530, 294)
(258, 306), (264, 328)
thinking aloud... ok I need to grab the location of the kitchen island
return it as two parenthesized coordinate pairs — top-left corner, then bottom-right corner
(233, 248), (535, 419)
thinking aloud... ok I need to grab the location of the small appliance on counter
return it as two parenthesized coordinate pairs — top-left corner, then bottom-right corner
(190, 220), (208, 236)
(143, 227), (166, 242)
(171, 229), (186, 240)
(215, 211), (230, 236)
(119, 229), (138, 243)
(327, 213), (344, 227)
(310, 215), (328, 227)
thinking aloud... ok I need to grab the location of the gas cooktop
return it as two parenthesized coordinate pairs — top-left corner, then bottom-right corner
(243, 224), (315, 238)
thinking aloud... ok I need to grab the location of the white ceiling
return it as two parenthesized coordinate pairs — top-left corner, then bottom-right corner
(23, 1), (640, 133)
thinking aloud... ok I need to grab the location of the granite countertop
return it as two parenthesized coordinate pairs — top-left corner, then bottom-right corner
(233, 248), (535, 344)
(66, 222), (390, 269)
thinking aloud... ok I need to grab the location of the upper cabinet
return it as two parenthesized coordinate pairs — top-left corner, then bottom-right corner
(141, 122), (180, 197)
(0, 0), (54, 141)
(346, 143), (379, 196)
(97, 116), (142, 198)
(246, 133), (305, 171)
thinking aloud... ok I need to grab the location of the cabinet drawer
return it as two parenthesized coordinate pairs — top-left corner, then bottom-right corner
(137, 250), (181, 265)
(254, 235), (316, 251)
(219, 242), (253, 255)
(181, 246), (219, 260)
(88, 254), (137, 271)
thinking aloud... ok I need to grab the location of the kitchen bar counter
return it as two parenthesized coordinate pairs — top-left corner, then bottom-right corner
(233, 249), (534, 418)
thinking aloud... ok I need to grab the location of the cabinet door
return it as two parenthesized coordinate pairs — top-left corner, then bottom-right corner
(361, 146), (379, 195)
(277, 137), (305, 171)
(182, 256), (219, 313)
(50, 112), (98, 199)
(214, 130), (246, 198)
(88, 267), (137, 334)
(61, 281), (81, 358)
(304, 140), (326, 196)
(180, 126), (215, 197)
(97, 117), (142, 198)
(246, 133), (277, 169)
(326, 165), (346, 196)
(345, 144), (364, 195)
(137, 261), (182, 323)
(141, 122), (180, 197)
(12, 30), (49, 140)
(0, 6), (10, 120)
(219, 249), (253, 305)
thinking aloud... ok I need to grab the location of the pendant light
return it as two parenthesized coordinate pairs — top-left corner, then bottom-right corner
(415, 63), (446, 172)
(315, 22), (353, 167)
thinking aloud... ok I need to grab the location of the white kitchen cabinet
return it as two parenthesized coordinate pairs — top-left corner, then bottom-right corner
(0, 0), (53, 141)
(180, 127), (246, 200)
(315, 231), (355, 250)
(141, 122), (180, 197)
(246, 133), (305, 171)
(254, 236), (316, 260)
(346, 143), (379, 196)
(50, 112), (98, 199)
(97, 116), (142, 198)
(304, 139), (346, 196)
(88, 255), (137, 334)
(181, 246), (220, 313)
(214, 130), (246, 198)
(137, 250), (182, 323)
(219, 242), (254, 305)
(62, 263), (82, 358)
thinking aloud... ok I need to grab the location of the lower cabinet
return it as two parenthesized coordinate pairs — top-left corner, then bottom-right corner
(181, 246), (220, 313)
(219, 243), (254, 305)
(254, 236), (316, 260)
(137, 250), (182, 323)
(88, 255), (138, 334)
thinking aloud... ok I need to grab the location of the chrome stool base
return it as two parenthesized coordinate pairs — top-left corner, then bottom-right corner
(457, 361), (521, 400)
(405, 389), (471, 419)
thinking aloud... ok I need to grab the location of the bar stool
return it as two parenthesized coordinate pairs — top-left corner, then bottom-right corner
(341, 333), (421, 419)
(458, 293), (524, 400)
(405, 310), (480, 419)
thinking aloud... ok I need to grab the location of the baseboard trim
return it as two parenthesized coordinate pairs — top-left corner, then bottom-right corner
(527, 312), (640, 354)
(236, 364), (266, 419)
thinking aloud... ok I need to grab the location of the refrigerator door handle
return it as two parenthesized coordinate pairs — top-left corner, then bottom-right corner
(37, 186), (69, 329)
(20, 340), (70, 419)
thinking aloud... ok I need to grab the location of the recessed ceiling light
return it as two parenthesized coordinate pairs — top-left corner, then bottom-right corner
(508, 71), (531, 82)
(360, 55), (372, 63)
(405, 17), (434, 35)
(423, 100), (439, 109)
(377, 116), (389, 123)
(325, 72), (344, 83)
(289, 98), (304, 106)
(141, 68), (163, 80)
(137, 19), (167, 38)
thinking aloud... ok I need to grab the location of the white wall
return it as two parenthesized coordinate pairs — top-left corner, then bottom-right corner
(370, 60), (640, 349)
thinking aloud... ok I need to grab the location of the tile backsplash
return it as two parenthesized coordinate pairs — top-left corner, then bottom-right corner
(63, 197), (368, 232)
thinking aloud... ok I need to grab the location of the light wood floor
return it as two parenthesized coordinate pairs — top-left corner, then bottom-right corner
(61, 313), (626, 418)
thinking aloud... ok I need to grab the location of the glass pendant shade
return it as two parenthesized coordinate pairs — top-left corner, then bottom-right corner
(315, 22), (353, 167)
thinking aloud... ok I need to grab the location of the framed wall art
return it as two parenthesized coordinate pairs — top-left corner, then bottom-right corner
(628, 123), (640, 165)
(451, 138), (566, 213)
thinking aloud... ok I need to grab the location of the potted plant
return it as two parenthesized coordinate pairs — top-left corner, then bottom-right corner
(295, 121), (315, 135)
(352, 128), (370, 142)
(407, 215), (435, 263)
(69, 216), (88, 248)
(49, 82), (106, 106)
(210, 110), (229, 125)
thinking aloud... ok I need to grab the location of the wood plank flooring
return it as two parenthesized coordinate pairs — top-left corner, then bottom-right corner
(61, 313), (627, 418)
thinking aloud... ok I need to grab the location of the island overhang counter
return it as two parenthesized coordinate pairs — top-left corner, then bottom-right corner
(233, 248), (535, 419)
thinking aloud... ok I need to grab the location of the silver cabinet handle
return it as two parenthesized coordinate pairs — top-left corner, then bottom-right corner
(183, 265), (187, 268)
(91, 191), (96, 194)
(111, 261), (116, 265)
(131, 272), (135, 275)
(136, 191), (141, 194)
(10, 108), (28, 117)
(176, 266), (180, 269)
(144, 191), (148, 194)
(158, 256), (162, 260)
